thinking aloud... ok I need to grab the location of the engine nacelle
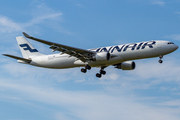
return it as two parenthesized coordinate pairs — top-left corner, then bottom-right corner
(93, 52), (110, 61)
(116, 61), (135, 70)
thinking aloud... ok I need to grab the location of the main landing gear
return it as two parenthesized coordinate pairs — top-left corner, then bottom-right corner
(158, 55), (163, 63)
(81, 64), (91, 73)
(81, 65), (106, 78)
(96, 66), (106, 78)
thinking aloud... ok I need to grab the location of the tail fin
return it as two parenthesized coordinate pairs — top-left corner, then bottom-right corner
(16, 36), (44, 58)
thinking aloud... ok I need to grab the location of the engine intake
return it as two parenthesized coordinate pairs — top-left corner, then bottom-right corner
(115, 61), (135, 70)
(93, 52), (110, 61)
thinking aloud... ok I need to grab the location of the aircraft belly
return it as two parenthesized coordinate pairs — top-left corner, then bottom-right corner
(45, 58), (76, 68)
(31, 56), (79, 69)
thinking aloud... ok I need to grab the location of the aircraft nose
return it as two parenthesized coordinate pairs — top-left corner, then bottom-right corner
(174, 44), (179, 50)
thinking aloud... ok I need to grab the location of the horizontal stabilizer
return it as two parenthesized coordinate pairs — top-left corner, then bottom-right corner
(2, 54), (32, 63)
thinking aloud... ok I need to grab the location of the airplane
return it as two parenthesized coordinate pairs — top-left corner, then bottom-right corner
(3, 32), (179, 78)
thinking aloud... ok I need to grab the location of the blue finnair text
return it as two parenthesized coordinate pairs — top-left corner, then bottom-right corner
(95, 41), (156, 53)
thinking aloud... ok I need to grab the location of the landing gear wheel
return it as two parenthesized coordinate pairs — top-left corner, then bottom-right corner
(159, 60), (163, 63)
(81, 65), (91, 73)
(158, 55), (163, 64)
(81, 68), (87, 73)
(85, 65), (91, 70)
(96, 73), (102, 78)
(100, 70), (106, 75)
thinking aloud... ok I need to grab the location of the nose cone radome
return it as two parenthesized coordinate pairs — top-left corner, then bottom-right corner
(174, 44), (179, 50)
(169, 44), (179, 54)
(169, 44), (178, 53)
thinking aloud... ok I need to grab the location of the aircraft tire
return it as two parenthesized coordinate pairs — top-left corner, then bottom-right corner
(96, 73), (101, 78)
(85, 65), (91, 70)
(81, 68), (87, 73)
(159, 60), (163, 63)
(100, 70), (106, 75)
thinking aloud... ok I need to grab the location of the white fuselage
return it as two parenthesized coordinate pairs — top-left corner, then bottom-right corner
(21, 40), (178, 69)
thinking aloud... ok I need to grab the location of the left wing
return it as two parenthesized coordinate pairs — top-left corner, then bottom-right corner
(23, 32), (95, 62)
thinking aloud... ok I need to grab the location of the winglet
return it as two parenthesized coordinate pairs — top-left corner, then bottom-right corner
(23, 32), (31, 38)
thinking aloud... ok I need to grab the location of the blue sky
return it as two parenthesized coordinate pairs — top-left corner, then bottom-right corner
(1, 0), (180, 120)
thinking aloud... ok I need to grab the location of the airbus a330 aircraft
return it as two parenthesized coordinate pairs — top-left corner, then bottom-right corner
(3, 32), (179, 78)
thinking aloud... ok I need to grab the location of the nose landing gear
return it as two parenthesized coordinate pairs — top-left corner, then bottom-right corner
(158, 55), (163, 63)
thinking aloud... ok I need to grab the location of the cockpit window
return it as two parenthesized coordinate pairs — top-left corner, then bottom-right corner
(167, 42), (174, 44)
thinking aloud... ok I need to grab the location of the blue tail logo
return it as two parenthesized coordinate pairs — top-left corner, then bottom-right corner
(20, 44), (38, 52)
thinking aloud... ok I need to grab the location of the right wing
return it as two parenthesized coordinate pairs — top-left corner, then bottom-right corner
(23, 32), (96, 62)
(2, 54), (32, 63)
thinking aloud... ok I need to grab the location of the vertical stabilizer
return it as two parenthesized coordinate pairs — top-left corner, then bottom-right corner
(16, 36), (44, 58)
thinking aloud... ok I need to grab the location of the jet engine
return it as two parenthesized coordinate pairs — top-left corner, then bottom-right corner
(93, 52), (110, 61)
(115, 61), (135, 70)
